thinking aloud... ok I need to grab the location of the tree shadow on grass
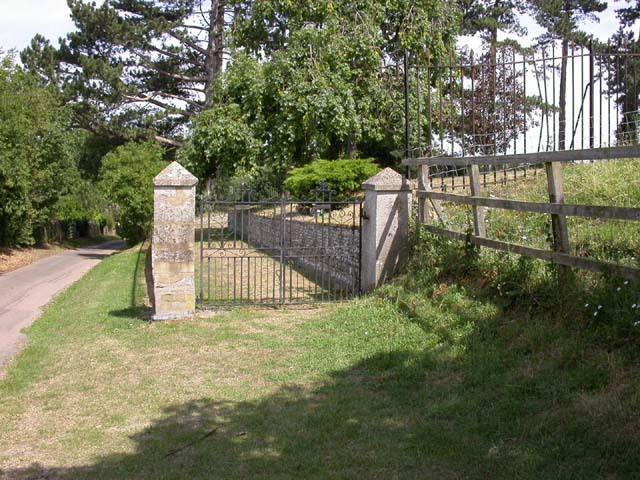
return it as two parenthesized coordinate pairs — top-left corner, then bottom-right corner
(0, 352), (459, 480)
(2, 331), (638, 480)
(108, 306), (153, 320)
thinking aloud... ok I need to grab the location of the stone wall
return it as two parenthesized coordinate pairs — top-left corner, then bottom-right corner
(228, 209), (360, 293)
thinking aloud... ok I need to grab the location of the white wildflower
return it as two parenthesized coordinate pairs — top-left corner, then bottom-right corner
(584, 303), (589, 308)
(617, 287), (622, 291)
(624, 281), (629, 285)
(598, 305), (603, 310)
(593, 312), (598, 317)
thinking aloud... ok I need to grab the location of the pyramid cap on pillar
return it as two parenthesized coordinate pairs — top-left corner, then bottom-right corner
(362, 167), (411, 192)
(153, 161), (198, 187)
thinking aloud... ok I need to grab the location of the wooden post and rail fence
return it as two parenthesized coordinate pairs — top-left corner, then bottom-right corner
(403, 147), (640, 281)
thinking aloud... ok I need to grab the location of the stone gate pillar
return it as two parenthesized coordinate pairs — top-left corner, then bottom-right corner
(361, 168), (412, 292)
(151, 162), (198, 320)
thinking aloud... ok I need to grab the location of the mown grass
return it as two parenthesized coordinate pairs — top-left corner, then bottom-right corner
(1, 225), (639, 478)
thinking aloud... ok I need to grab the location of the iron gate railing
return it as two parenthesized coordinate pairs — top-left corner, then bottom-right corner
(403, 41), (640, 187)
(197, 184), (362, 307)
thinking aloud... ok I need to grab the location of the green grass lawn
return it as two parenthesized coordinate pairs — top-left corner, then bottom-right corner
(1, 243), (639, 479)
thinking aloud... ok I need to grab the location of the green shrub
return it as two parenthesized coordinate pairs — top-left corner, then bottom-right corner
(283, 158), (380, 200)
(99, 142), (165, 245)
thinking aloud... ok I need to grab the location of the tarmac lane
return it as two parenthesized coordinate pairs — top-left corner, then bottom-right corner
(0, 240), (126, 375)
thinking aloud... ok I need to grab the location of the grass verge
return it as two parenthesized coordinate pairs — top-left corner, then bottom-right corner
(0, 239), (639, 478)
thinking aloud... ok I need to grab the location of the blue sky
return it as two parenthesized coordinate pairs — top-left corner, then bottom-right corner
(0, 0), (634, 54)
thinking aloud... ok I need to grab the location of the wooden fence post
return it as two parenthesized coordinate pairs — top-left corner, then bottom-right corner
(544, 162), (570, 254)
(417, 164), (431, 223)
(467, 164), (486, 237)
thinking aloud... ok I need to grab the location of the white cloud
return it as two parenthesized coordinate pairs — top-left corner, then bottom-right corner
(0, 0), (75, 52)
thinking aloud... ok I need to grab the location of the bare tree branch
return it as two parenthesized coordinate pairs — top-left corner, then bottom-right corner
(180, 24), (209, 31)
(124, 94), (195, 116)
(167, 30), (208, 56)
(155, 135), (184, 147)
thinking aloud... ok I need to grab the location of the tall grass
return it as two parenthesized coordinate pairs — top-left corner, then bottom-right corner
(438, 159), (640, 266)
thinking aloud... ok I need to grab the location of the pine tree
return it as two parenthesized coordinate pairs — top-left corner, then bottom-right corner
(21, 0), (229, 147)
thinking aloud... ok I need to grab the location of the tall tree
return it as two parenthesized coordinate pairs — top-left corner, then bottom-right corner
(455, 1), (525, 154)
(528, 0), (607, 150)
(458, 0), (524, 45)
(181, 0), (460, 185)
(21, 0), (229, 147)
(0, 55), (82, 246)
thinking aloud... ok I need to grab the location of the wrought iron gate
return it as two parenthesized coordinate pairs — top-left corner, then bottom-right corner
(197, 184), (362, 307)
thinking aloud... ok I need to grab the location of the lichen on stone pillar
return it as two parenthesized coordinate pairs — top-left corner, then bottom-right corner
(151, 162), (198, 320)
(360, 168), (412, 292)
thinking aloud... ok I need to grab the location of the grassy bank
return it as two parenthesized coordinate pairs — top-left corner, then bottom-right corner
(438, 159), (640, 266)
(1, 236), (639, 478)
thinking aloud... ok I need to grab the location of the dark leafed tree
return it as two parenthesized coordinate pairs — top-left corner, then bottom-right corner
(178, 0), (460, 185)
(458, 42), (532, 156)
(527, 0), (607, 150)
(455, 1), (526, 155)
(21, 0), (229, 147)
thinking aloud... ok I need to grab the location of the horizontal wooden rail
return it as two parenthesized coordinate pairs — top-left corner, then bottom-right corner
(418, 191), (640, 222)
(402, 145), (640, 168)
(423, 225), (640, 281)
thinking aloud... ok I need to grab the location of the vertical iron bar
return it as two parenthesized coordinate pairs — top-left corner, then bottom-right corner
(616, 49), (620, 144)
(599, 46), (603, 147)
(271, 204), (276, 303)
(513, 48), (517, 154)
(471, 50), (475, 156)
(581, 44), (585, 149)
(358, 200), (363, 295)
(417, 63), (422, 156)
(439, 64), (444, 152)
(542, 48), (550, 150)
(589, 40), (595, 149)
(634, 41), (638, 143)
(427, 51), (432, 155)
(404, 50), (411, 176)
(450, 48), (455, 157)
(523, 55), (527, 153)
(288, 203), (293, 303)
(314, 190), (319, 300)
(199, 196), (204, 304)
(461, 54), (465, 156)
(552, 42), (556, 150)
(502, 48), (507, 155)
(571, 44), (575, 148)
(279, 193), (286, 304)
